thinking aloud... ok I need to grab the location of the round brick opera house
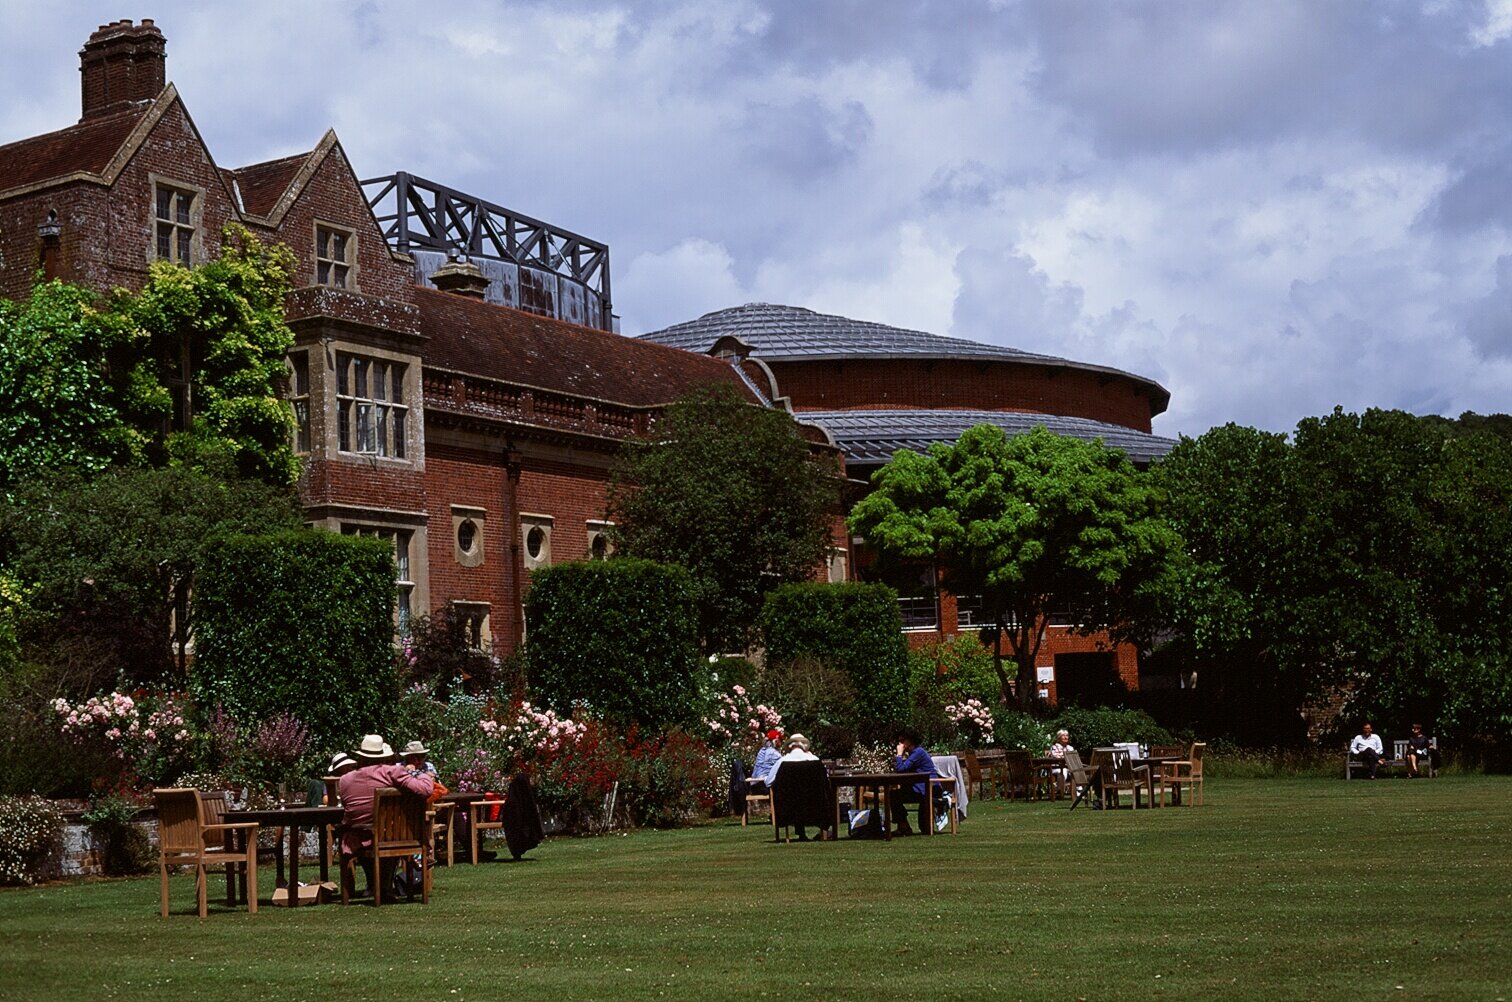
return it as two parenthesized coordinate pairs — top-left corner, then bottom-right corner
(639, 302), (1176, 703)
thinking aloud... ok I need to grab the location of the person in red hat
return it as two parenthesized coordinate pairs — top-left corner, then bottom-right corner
(753, 729), (783, 786)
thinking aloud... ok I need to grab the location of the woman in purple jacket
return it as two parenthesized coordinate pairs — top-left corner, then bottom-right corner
(887, 727), (939, 836)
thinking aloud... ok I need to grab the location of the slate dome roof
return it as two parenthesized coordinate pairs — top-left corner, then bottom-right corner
(637, 303), (1169, 414)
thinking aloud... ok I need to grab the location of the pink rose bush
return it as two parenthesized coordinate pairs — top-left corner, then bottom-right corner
(945, 697), (996, 745)
(704, 684), (782, 757)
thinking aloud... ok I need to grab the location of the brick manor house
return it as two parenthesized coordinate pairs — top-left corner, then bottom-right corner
(0, 20), (1174, 701)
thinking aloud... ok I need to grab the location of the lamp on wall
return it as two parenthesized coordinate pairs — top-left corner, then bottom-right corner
(37, 210), (61, 242)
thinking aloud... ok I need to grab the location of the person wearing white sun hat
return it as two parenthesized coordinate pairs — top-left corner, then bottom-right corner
(337, 734), (434, 895)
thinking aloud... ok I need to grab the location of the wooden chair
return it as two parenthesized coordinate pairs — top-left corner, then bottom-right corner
(470, 795), (506, 863)
(743, 779), (772, 826)
(431, 801), (455, 867)
(1100, 748), (1150, 809)
(342, 788), (431, 905)
(768, 760), (832, 842)
(928, 774), (959, 834)
(154, 788), (259, 918)
(197, 790), (252, 906)
(1002, 749), (1034, 801)
(1150, 744), (1185, 759)
(1065, 750), (1100, 810)
(959, 750), (989, 801)
(1162, 742), (1206, 805)
(975, 748), (1008, 798)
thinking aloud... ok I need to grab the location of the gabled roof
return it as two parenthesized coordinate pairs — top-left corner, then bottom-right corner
(225, 152), (308, 217)
(640, 302), (1170, 415)
(415, 286), (756, 408)
(806, 408), (1177, 466)
(0, 104), (148, 195)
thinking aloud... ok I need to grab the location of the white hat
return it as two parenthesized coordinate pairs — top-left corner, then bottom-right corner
(400, 740), (429, 757)
(354, 734), (391, 760)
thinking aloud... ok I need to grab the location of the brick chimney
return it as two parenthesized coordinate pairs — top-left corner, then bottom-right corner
(430, 258), (491, 299)
(80, 19), (166, 120)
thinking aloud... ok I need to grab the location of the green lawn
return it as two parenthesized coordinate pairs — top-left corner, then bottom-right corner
(1, 777), (1509, 1001)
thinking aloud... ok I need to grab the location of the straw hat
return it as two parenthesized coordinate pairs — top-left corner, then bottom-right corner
(400, 740), (429, 757)
(786, 733), (810, 752)
(354, 734), (391, 761)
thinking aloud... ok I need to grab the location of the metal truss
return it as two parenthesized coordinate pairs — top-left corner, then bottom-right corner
(361, 171), (612, 329)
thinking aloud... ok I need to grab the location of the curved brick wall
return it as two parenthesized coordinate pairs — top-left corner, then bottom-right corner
(770, 357), (1157, 433)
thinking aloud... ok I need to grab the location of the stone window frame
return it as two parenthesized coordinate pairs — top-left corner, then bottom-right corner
(452, 505), (486, 568)
(826, 546), (848, 584)
(585, 519), (614, 561)
(340, 521), (418, 630)
(313, 220), (357, 290)
(335, 350), (409, 460)
(521, 513), (553, 570)
(148, 173), (204, 267)
(288, 350), (312, 453)
(451, 600), (491, 651)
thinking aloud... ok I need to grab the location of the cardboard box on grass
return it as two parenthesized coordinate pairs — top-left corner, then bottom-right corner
(271, 881), (337, 906)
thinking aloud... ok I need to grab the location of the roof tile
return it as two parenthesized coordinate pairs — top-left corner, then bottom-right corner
(0, 106), (147, 194)
(416, 287), (754, 408)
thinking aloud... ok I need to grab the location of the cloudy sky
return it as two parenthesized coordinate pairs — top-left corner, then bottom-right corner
(4, 1), (1512, 437)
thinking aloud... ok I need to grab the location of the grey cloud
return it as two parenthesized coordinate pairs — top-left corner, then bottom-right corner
(738, 97), (874, 181)
(1025, 1), (1512, 157)
(1463, 255), (1512, 358)
(1419, 150), (1512, 233)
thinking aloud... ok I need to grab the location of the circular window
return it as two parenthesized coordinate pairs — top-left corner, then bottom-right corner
(590, 534), (608, 560)
(457, 519), (478, 554)
(526, 525), (546, 560)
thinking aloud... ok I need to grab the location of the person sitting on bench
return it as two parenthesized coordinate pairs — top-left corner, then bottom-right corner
(1405, 723), (1437, 778)
(1350, 722), (1385, 779)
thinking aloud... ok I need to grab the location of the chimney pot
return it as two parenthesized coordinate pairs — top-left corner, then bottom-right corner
(79, 19), (167, 120)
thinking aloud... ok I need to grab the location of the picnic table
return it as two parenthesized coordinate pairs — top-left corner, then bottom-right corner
(827, 771), (930, 839)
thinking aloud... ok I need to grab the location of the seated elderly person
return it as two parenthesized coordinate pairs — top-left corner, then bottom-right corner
(337, 734), (435, 897)
(886, 727), (941, 836)
(751, 730), (784, 788)
(766, 733), (833, 841)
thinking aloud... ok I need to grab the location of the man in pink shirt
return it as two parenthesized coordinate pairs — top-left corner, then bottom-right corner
(338, 734), (435, 896)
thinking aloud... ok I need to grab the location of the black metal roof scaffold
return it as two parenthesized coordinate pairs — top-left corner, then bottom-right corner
(361, 171), (613, 331)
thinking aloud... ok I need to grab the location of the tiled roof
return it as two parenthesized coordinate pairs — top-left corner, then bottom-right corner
(639, 302), (1169, 412)
(0, 106), (147, 194)
(415, 286), (756, 408)
(227, 152), (309, 217)
(804, 408), (1177, 466)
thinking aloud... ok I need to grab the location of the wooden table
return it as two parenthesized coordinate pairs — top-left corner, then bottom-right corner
(222, 806), (343, 906)
(1032, 756), (1065, 800)
(1133, 756), (1184, 806)
(828, 772), (930, 839)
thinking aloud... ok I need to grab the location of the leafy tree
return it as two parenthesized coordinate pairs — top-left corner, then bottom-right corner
(607, 384), (839, 652)
(0, 466), (302, 682)
(116, 224), (300, 486)
(1144, 423), (1304, 740)
(1151, 408), (1512, 747)
(0, 281), (151, 493)
(0, 225), (299, 493)
(849, 425), (1181, 711)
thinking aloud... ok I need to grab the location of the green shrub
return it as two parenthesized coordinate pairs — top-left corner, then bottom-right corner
(0, 795), (64, 885)
(992, 708), (1053, 752)
(191, 530), (398, 753)
(906, 634), (1004, 746)
(525, 559), (704, 728)
(755, 654), (857, 744)
(1046, 705), (1172, 751)
(82, 793), (152, 876)
(759, 582), (909, 732)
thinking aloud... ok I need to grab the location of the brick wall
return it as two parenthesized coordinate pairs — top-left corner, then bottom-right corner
(773, 358), (1157, 432)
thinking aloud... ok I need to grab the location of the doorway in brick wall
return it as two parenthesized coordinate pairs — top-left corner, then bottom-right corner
(1053, 651), (1126, 708)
